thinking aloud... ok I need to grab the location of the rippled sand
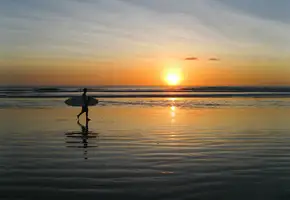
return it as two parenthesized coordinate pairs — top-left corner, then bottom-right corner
(2, 101), (290, 199)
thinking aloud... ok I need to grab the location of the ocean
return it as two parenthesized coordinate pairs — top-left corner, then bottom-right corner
(1, 86), (290, 199)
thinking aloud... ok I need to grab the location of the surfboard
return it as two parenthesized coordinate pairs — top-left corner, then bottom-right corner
(65, 96), (99, 107)
(66, 135), (97, 139)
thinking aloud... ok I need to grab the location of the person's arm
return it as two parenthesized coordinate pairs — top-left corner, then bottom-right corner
(82, 93), (86, 105)
(83, 94), (89, 105)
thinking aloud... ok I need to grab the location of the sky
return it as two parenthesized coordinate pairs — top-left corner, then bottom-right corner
(1, 0), (290, 86)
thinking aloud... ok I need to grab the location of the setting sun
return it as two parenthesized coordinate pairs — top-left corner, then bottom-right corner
(166, 73), (180, 85)
(164, 67), (183, 86)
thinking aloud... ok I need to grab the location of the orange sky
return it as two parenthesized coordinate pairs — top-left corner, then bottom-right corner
(2, 1), (290, 86)
(0, 0), (290, 86)
(3, 57), (290, 86)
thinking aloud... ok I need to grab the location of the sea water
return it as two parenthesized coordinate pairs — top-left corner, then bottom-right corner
(1, 86), (290, 199)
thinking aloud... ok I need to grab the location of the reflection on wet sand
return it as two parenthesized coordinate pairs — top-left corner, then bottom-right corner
(65, 120), (99, 159)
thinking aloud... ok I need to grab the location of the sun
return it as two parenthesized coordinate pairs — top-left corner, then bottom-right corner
(164, 68), (183, 86)
(166, 73), (181, 86)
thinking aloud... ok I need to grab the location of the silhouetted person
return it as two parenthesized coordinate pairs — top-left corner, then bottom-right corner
(77, 88), (90, 121)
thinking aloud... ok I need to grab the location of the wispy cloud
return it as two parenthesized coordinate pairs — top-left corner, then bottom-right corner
(209, 58), (220, 61)
(185, 57), (198, 61)
(1, 0), (290, 63)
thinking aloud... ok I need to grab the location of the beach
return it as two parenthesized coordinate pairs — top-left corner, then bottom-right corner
(2, 97), (290, 199)
(2, 0), (290, 198)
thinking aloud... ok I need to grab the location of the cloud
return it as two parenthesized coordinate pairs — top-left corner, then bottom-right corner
(2, 0), (290, 64)
(209, 58), (220, 61)
(185, 57), (198, 61)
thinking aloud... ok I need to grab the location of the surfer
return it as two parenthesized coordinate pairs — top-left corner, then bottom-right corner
(77, 88), (90, 121)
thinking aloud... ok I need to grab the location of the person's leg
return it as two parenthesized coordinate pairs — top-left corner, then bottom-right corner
(77, 107), (85, 119)
(86, 107), (90, 121)
(77, 111), (83, 119)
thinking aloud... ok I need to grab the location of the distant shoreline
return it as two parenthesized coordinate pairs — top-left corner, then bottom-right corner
(2, 93), (290, 98)
(3, 86), (290, 93)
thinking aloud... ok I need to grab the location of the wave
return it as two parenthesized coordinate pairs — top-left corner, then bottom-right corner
(2, 86), (290, 99)
(2, 86), (290, 94)
(2, 92), (290, 98)
(2, 97), (290, 109)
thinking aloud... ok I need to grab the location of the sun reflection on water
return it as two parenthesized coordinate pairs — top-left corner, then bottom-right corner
(169, 98), (176, 123)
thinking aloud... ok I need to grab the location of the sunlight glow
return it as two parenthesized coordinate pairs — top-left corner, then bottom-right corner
(166, 74), (180, 85)
(164, 67), (183, 86)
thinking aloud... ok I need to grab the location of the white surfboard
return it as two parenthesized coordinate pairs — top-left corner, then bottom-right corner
(65, 96), (99, 107)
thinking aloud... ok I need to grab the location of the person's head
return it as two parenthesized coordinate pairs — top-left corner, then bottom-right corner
(83, 88), (87, 93)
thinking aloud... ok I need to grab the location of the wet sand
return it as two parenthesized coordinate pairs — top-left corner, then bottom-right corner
(2, 103), (290, 199)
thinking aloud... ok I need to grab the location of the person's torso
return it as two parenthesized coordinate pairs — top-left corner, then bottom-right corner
(82, 93), (88, 106)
